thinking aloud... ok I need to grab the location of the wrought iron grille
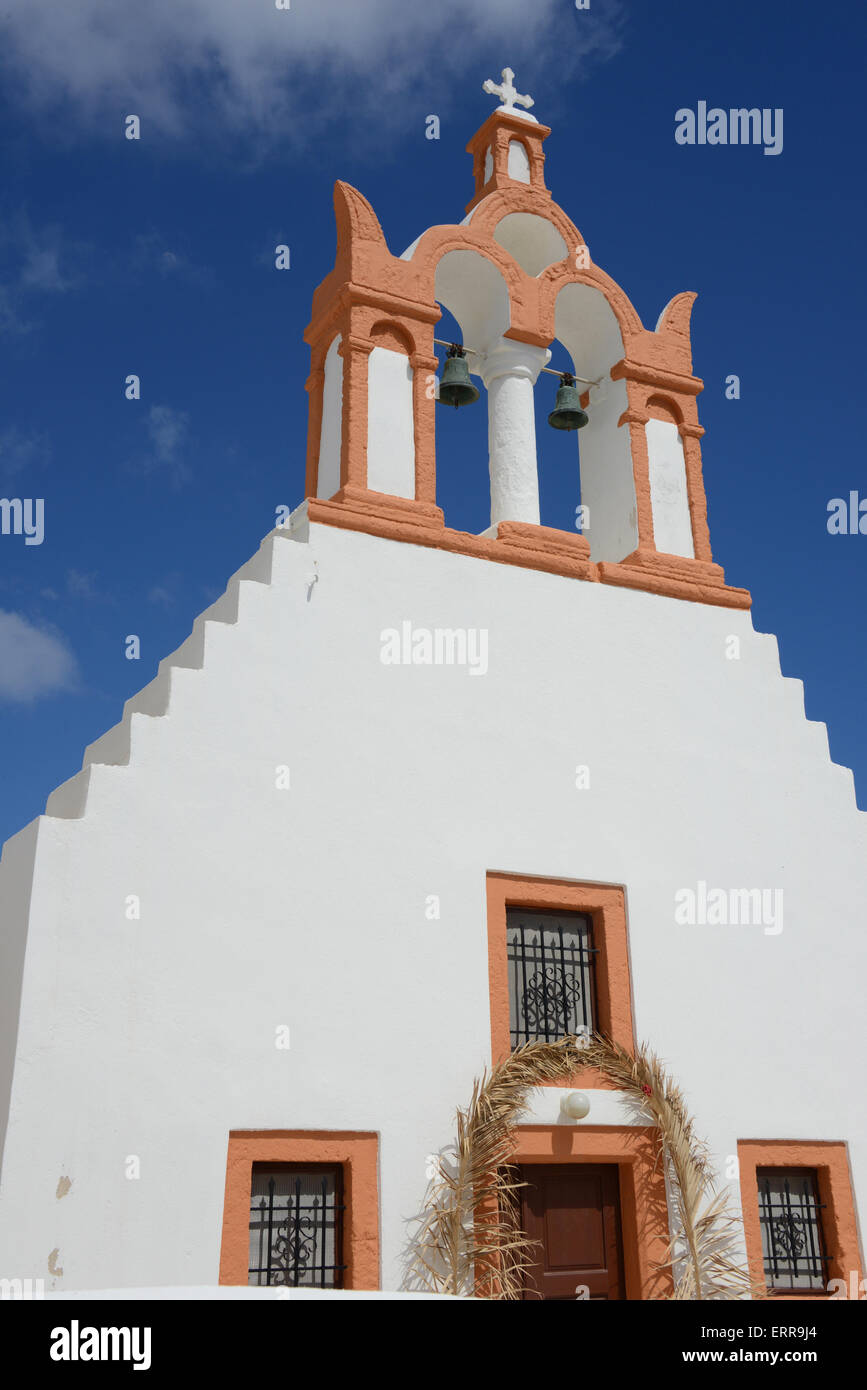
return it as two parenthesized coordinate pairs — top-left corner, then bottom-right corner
(248, 1165), (346, 1288)
(757, 1169), (830, 1292)
(506, 909), (598, 1047)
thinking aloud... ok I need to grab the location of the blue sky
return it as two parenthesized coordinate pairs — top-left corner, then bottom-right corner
(1, 0), (865, 846)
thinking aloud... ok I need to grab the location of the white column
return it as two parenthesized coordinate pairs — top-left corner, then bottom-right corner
(479, 339), (551, 527)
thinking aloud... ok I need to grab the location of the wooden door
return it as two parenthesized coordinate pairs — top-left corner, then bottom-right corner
(518, 1163), (625, 1300)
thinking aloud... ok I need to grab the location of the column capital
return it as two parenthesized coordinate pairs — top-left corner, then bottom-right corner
(340, 334), (376, 357)
(477, 338), (551, 389)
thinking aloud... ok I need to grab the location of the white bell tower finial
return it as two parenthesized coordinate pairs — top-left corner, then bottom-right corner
(482, 67), (537, 121)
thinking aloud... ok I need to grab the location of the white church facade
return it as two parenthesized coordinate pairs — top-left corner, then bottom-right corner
(0, 74), (864, 1300)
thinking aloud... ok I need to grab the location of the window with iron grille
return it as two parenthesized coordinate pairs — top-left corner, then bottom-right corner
(506, 908), (597, 1048)
(757, 1168), (830, 1293)
(248, 1164), (346, 1288)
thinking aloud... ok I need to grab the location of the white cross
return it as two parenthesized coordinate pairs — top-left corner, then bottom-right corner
(482, 67), (534, 113)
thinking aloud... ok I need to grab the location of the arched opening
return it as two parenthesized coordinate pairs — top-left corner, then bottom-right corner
(546, 283), (633, 561)
(434, 248), (511, 356)
(494, 213), (567, 277)
(431, 303), (490, 535)
(507, 138), (531, 183)
(533, 350), (585, 536)
(433, 250), (513, 534)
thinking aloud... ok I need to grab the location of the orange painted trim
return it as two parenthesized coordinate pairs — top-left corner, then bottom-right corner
(598, 554), (750, 609)
(510, 1126), (674, 1300)
(320, 486), (443, 529)
(677, 421), (705, 439)
(738, 1141), (863, 1301)
(538, 261), (644, 345)
(337, 336), (372, 490)
(306, 284), (441, 349)
(611, 359), (704, 396)
(680, 430), (714, 563)
(626, 408), (656, 550)
(218, 1130), (380, 1289)
(409, 224), (527, 310)
(411, 350), (439, 507)
(495, 520), (591, 566)
(656, 292), (698, 372)
(486, 873), (635, 1090)
(369, 320), (415, 354)
(645, 395), (683, 425)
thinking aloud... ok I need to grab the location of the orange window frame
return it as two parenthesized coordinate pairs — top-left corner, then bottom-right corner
(738, 1140), (863, 1300)
(487, 873), (635, 1088)
(219, 1130), (379, 1289)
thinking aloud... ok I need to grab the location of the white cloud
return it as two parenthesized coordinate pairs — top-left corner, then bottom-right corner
(130, 231), (211, 284)
(0, 427), (51, 480)
(65, 569), (99, 600)
(148, 405), (188, 456)
(0, 286), (33, 336)
(19, 245), (66, 292)
(0, 610), (79, 702)
(127, 404), (193, 489)
(0, 211), (83, 335)
(0, 211), (75, 289)
(0, 1), (624, 143)
(148, 571), (187, 608)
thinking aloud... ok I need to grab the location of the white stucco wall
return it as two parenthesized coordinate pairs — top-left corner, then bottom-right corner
(0, 519), (864, 1294)
(366, 347), (415, 500)
(0, 820), (38, 1169)
(316, 336), (343, 499)
(645, 418), (695, 558)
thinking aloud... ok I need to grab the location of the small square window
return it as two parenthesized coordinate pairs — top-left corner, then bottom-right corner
(248, 1164), (346, 1288)
(757, 1168), (830, 1293)
(506, 908), (597, 1048)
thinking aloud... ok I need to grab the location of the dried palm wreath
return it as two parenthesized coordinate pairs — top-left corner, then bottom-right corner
(405, 1034), (760, 1300)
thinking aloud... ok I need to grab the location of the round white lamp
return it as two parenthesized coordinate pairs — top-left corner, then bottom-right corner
(561, 1091), (591, 1120)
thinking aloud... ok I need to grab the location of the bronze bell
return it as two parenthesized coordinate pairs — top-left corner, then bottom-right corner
(437, 345), (480, 408)
(548, 372), (589, 431)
